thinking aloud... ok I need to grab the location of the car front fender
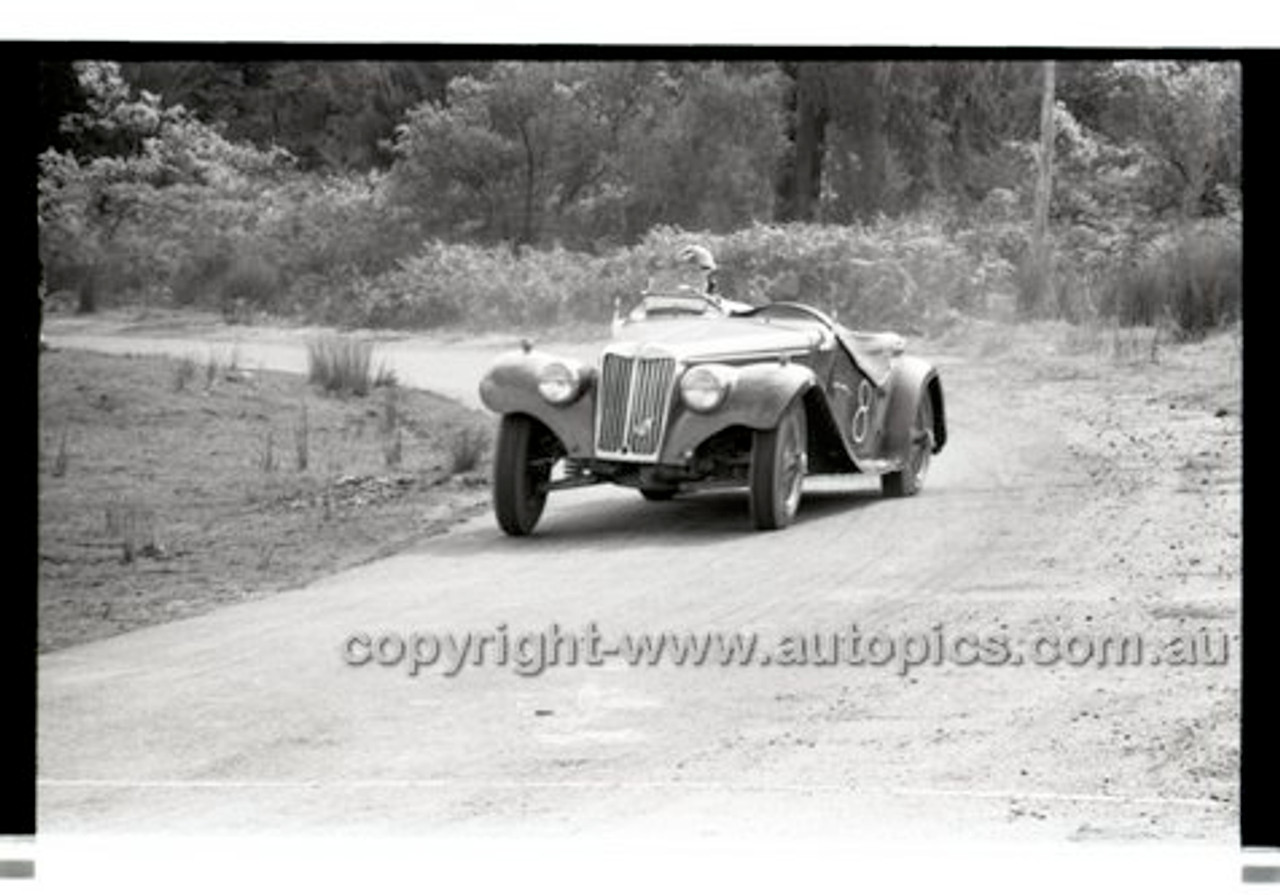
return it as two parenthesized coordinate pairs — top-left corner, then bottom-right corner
(478, 350), (597, 456)
(661, 362), (817, 465)
(881, 356), (946, 464)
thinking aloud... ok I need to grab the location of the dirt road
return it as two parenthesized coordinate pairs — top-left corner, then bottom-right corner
(38, 314), (1241, 845)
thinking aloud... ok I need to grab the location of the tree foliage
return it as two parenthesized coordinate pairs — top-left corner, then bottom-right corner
(120, 60), (480, 170)
(37, 57), (1242, 335)
(388, 61), (785, 249)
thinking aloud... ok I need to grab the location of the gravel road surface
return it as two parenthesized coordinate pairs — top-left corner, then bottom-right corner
(38, 315), (1240, 846)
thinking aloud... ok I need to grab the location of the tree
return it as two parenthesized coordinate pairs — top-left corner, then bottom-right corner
(39, 61), (293, 309)
(1101, 61), (1241, 218)
(612, 62), (786, 237)
(388, 62), (606, 247)
(1023, 61), (1057, 316)
(775, 61), (1042, 223)
(389, 61), (786, 249)
(776, 62), (829, 222)
(121, 61), (479, 171)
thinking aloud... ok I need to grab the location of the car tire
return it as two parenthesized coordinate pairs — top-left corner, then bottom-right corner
(640, 487), (678, 501)
(749, 398), (807, 530)
(882, 390), (934, 498)
(493, 414), (559, 536)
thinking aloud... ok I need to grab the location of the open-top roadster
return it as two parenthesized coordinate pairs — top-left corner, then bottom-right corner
(478, 248), (946, 535)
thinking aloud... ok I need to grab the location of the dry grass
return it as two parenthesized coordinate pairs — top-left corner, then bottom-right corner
(172, 356), (197, 392)
(294, 403), (310, 472)
(38, 349), (492, 652)
(306, 335), (392, 396)
(447, 425), (490, 475)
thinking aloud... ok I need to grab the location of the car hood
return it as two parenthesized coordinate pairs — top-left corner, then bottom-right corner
(605, 316), (822, 363)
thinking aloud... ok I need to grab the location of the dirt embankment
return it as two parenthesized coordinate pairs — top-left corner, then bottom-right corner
(38, 346), (494, 651)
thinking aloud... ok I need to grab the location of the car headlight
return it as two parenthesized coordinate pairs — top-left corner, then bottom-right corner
(537, 360), (583, 405)
(680, 365), (734, 413)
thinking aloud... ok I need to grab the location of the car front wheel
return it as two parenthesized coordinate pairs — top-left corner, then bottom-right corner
(749, 398), (807, 530)
(493, 414), (562, 536)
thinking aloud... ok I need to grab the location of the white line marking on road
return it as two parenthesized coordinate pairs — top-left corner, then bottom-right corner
(36, 778), (1226, 808)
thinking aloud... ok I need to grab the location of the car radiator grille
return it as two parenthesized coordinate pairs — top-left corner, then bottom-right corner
(595, 353), (676, 459)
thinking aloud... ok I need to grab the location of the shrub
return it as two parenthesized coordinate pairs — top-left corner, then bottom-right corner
(1100, 219), (1241, 338)
(342, 219), (984, 334)
(338, 241), (612, 331)
(622, 219), (977, 331)
(221, 254), (281, 311)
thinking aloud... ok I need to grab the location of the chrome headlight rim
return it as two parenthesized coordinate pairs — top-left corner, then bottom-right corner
(537, 359), (584, 406)
(680, 364), (734, 413)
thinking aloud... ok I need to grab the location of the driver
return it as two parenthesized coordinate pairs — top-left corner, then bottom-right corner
(678, 244), (719, 296)
(678, 245), (753, 314)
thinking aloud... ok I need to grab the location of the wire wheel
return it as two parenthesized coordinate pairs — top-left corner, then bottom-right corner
(750, 398), (807, 530)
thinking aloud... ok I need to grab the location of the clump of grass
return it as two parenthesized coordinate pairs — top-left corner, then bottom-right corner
(259, 430), (278, 473)
(380, 386), (400, 436)
(447, 426), (490, 475)
(1059, 320), (1105, 356)
(51, 430), (70, 478)
(172, 356), (197, 392)
(381, 387), (403, 469)
(294, 403), (310, 472)
(321, 481), (334, 523)
(1102, 224), (1240, 340)
(255, 544), (277, 571)
(307, 335), (384, 396)
(204, 353), (221, 390)
(201, 348), (240, 390)
(1109, 323), (1162, 365)
(104, 500), (160, 564)
(373, 361), (398, 389)
(383, 427), (403, 469)
(1058, 318), (1163, 366)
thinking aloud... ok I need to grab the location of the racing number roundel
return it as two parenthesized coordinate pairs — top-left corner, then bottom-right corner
(851, 379), (874, 444)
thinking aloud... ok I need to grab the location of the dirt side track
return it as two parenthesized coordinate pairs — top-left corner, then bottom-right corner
(38, 315), (1240, 843)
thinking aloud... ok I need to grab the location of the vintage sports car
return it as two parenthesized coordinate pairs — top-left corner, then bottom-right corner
(479, 248), (946, 535)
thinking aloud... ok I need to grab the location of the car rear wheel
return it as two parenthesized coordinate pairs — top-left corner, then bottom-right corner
(882, 391), (934, 498)
(749, 398), (807, 530)
(493, 414), (562, 536)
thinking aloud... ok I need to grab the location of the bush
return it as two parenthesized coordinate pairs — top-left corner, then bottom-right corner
(334, 219), (984, 334)
(1100, 219), (1240, 338)
(333, 241), (614, 331)
(614, 219), (978, 331)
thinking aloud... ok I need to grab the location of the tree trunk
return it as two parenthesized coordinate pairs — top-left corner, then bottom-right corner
(850, 62), (894, 220)
(1025, 60), (1056, 316)
(790, 65), (827, 222)
(516, 119), (537, 250)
